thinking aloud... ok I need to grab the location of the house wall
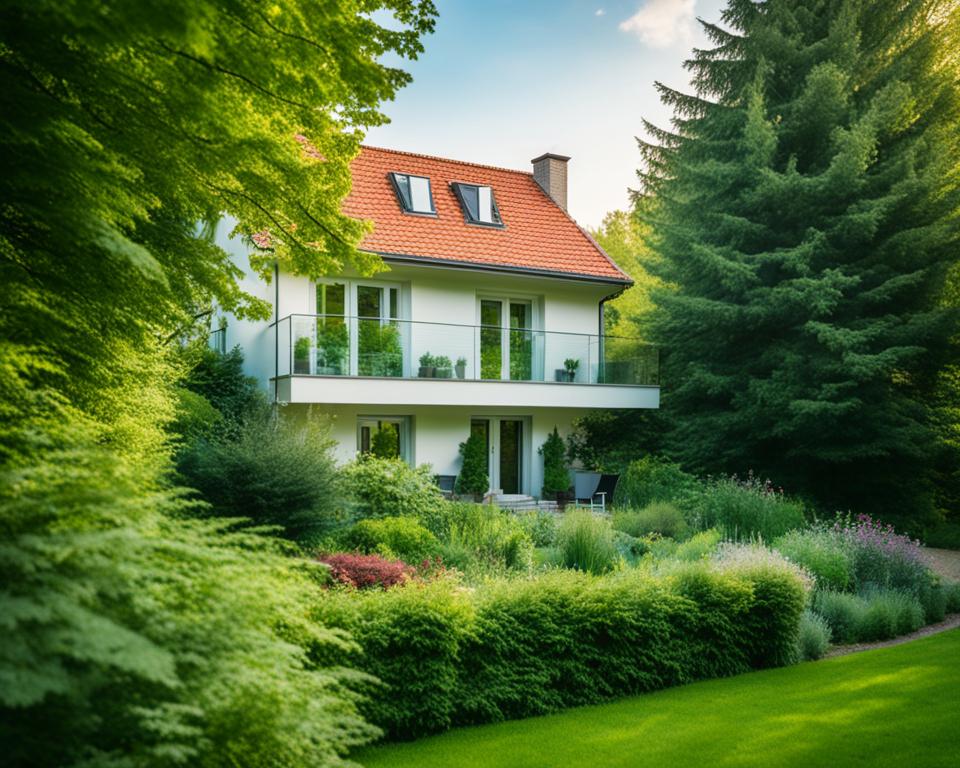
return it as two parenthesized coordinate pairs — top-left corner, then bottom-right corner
(288, 402), (580, 497)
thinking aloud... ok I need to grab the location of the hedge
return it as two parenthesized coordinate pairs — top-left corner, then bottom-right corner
(313, 557), (806, 740)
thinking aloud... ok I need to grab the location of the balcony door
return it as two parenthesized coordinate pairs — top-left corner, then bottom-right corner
(355, 284), (402, 377)
(470, 417), (525, 495)
(478, 297), (534, 381)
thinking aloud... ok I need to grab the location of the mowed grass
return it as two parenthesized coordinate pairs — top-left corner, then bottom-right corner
(357, 629), (960, 768)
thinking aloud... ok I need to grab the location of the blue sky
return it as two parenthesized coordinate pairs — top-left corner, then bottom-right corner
(366, 0), (726, 228)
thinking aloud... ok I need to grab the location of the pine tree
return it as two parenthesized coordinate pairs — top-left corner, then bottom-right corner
(456, 433), (489, 498)
(539, 427), (570, 499)
(640, 0), (960, 523)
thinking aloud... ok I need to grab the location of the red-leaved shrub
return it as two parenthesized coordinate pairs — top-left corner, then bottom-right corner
(319, 552), (413, 589)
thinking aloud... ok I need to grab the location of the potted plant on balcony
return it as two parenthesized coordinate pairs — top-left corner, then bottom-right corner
(316, 323), (348, 375)
(455, 356), (467, 379)
(293, 335), (312, 374)
(555, 357), (579, 382)
(418, 352), (436, 378)
(434, 355), (453, 379)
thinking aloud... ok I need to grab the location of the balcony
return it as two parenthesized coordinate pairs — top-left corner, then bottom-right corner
(271, 314), (659, 409)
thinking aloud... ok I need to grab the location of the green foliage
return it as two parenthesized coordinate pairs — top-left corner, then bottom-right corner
(945, 582), (960, 613)
(342, 516), (440, 564)
(358, 323), (403, 377)
(437, 502), (533, 571)
(169, 386), (223, 446)
(342, 456), (443, 520)
(370, 422), (400, 459)
(814, 591), (867, 644)
(797, 610), (832, 661)
(567, 410), (666, 473)
(313, 581), (474, 739)
(614, 456), (701, 509)
(641, 0), (960, 524)
(0, 399), (375, 767)
(455, 432), (489, 498)
(674, 529), (723, 561)
(692, 475), (806, 541)
(613, 502), (688, 540)
(516, 508), (559, 547)
(319, 559), (808, 739)
(773, 528), (853, 592)
(539, 427), (569, 498)
(180, 346), (269, 434)
(556, 510), (619, 574)
(178, 411), (342, 541)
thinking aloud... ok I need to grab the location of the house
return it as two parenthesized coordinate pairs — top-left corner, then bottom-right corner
(211, 146), (659, 498)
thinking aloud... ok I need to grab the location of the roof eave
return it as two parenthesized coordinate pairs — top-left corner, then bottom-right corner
(373, 250), (634, 287)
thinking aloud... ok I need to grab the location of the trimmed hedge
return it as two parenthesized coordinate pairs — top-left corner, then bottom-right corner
(313, 558), (806, 740)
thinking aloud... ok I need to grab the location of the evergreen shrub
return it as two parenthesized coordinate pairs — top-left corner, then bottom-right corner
(539, 427), (569, 498)
(797, 610), (832, 661)
(341, 516), (439, 563)
(614, 456), (701, 509)
(455, 432), (488, 498)
(315, 557), (808, 739)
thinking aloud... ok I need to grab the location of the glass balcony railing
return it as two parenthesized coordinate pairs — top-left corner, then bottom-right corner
(274, 314), (659, 386)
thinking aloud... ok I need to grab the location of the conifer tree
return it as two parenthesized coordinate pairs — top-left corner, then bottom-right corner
(640, 0), (960, 523)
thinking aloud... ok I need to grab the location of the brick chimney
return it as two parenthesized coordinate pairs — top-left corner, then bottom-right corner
(531, 152), (570, 211)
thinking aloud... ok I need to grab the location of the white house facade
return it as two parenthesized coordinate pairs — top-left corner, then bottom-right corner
(211, 147), (659, 498)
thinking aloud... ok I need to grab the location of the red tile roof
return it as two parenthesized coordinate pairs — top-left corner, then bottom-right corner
(342, 146), (630, 283)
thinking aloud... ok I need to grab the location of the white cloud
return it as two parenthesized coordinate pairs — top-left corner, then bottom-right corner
(619, 0), (695, 48)
(595, 8), (606, 16)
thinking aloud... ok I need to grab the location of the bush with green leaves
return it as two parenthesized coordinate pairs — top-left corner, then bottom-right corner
(340, 516), (440, 564)
(316, 555), (808, 739)
(773, 527), (854, 592)
(178, 410), (342, 542)
(556, 510), (619, 574)
(341, 456), (443, 520)
(180, 345), (269, 433)
(692, 474), (806, 541)
(614, 456), (701, 509)
(438, 502), (533, 571)
(814, 588), (926, 644)
(370, 422), (399, 459)
(539, 427), (569, 499)
(455, 432), (488, 498)
(797, 610), (832, 661)
(516, 508), (559, 547)
(946, 582), (960, 613)
(613, 502), (688, 540)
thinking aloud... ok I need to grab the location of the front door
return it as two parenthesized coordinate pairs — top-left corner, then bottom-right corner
(471, 417), (524, 494)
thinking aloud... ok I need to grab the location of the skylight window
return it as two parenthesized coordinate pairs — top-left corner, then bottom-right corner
(389, 172), (435, 215)
(452, 183), (503, 227)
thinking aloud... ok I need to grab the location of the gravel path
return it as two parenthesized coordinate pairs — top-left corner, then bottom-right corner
(926, 547), (960, 582)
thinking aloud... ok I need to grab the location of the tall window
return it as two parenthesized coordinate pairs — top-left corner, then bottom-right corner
(357, 284), (402, 377)
(452, 183), (502, 226)
(390, 173), (435, 214)
(315, 282), (347, 375)
(358, 417), (411, 461)
(479, 297), (533, 381)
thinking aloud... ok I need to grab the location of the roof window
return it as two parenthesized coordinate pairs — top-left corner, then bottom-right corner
(452, 183), (503, 227)
(389, 172), (435, 215)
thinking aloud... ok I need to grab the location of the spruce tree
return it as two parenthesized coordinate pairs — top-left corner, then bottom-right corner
(539, 427), (570, 498)
(640, 0), (960, 523)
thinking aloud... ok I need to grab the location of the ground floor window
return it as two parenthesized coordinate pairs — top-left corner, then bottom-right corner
(357, 416), (412, 462)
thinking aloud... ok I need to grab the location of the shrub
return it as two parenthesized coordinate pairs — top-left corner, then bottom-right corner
(181, 345), (268, 431)
(693, 473), (806, 541)
(774, 527), (853, 592)
(556, 510), (619, 574)
(312, 581), (475, 737)
(797, 610), (832, 660)
(318, 552), (414, 589)
(370, 422), (399, 459)
(516, 508), (559, 547)
(455, 432), (488, 498)
(177, 411), (342, 541)
(833, 514), (930, 594)
(614, 456), (701, 509)
(815, 591), (867, 644)
(539, 427), (569, 498)
(341, 456), (443, 520)
(341, 516), (440, 563)
(441, 502), (533, 571)
(169, 386), (223, 446)
(946, 582), (960, 613)
(316, 558), (808, 739)
(674, 529), (722, 561)
(613, 502), (688, 540)
(859, 589), (924, 640)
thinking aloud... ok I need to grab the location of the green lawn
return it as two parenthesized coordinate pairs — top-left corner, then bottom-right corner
(357, 629), (960, 768)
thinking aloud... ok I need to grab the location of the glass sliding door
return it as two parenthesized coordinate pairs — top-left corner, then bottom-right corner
(315, 282), (347, 375)
(356, 284), (402, 377)
(478, 297), (534, 381)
